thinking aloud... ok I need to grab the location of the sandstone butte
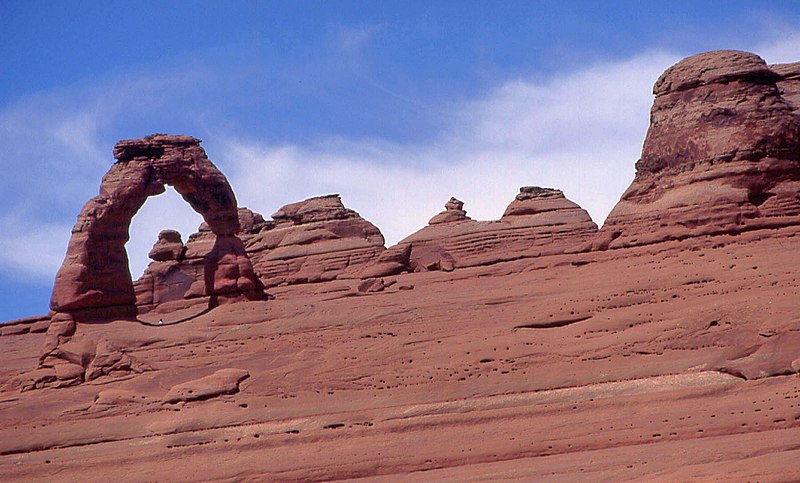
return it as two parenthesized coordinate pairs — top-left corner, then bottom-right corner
(1, 50), (799, 481)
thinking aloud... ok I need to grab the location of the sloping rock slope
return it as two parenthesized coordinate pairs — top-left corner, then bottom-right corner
(1, 50), (799, 481)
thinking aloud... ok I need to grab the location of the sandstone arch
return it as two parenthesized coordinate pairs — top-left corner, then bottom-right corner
(50, 134), (262, 314)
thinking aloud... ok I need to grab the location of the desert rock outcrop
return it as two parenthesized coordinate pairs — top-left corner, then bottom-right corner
(601, 50), (800, 248)
(381, 187), (597, 273)
(50, 134), (262, 316)
(244, 195), (385, 286)
(4, 50), (800, 482)
(147, 230), (185, 262)
(773, 61), (800, 113)
(428, 197), (470, 224)
(135, 195), (386, 310)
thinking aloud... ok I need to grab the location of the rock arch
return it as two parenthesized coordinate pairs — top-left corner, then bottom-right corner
(50, 134), (262, 315)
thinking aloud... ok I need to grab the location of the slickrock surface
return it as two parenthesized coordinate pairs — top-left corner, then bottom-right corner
(601, 50), (800, 248)
(162, 368), (250, 404)
(2, 227), (800, 481)
(2, 50), (800, 481)
(383, 187), (597, 273)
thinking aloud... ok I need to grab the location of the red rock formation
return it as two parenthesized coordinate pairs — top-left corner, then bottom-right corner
(244, 195), (385, 286)
(601, 51), (800, 248)
(135, 209), (260, 311)
(134, 249), (205, 311)
(162, 368), (250, 404)
(50, 134), (262, 316)
(135, 189), (597, 308)
(9, 315), (142, 391)
(134, 196), (386, 310)
(147, 230), (185, 262)
(6, 51), (800, 481)
(773, 61), (800, 113)
(4, 222), (800, 480)
(428, 197), (470, 224)
(376, 187), (597, 273)
(205, 234), (261, 305)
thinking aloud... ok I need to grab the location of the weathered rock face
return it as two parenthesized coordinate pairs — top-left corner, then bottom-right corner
(364, 188), (597, 275)
(148, 230), (185, 262)
(506, 186), (594, 220)
(773, 61), (800, 114)
(162, 368), (249, 404)
(205, 234), (261, 304)
(601, 51), (800, 248)
(134, 195), (386, 309)
(7, 314), (143, 391)
(7, 51), (800, 482)
(50, 134), (262, 315)
(428, 197), (470, 224)
(135, 232), (203, 310)
(245, 195), (385, 286)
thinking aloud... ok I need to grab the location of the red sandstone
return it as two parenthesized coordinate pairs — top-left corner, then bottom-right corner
(1, 50), (799, 481)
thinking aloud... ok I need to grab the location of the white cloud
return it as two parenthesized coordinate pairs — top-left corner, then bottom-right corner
(756, 31), (800, 64)
(221, 41), (800, 247)
(4, 32), (799, 289)
(0, 215), (70, 283)
(223, 51), (680, 246)
(732, 16), (800, 65)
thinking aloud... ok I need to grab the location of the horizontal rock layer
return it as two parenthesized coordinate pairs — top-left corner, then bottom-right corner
(361, 187), (598, 275)
(5, 221), (800, 481)
(600, 51), (800, 248)
(134, 196), (386, 310)
(5, 50), (800, 481)
(135, 188), (602, 309)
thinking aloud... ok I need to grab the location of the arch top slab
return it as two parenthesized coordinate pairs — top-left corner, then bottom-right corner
(50, 134), (260, 314)
(111, 134), (240, 235)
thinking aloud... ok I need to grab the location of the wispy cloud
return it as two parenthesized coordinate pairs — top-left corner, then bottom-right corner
(0, 214), (69, 283)
(332, 24), (383, 54)
(2, 37), (798, 290)
(0, 65), (212, 282)
(222, 50), (680, 246)
(754, 30), (800, 64)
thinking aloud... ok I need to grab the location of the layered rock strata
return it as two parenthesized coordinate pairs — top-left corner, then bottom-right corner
(363, 187), (598, 275)
(134, 195), (386, 309)
(4, 51), (800, 481)
(773, 61), (800, 113)
(428, 197), (470, 224)
(244, 195), (385, 286)
(50, 134), (263, 316)
(600, 50), (800, 248)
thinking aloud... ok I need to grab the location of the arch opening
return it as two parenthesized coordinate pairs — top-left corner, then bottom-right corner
(50, 134), (263, 316)
(127, 186), (204, 280)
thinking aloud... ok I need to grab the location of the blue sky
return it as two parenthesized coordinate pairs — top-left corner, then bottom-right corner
(1, 1), (799, 321)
